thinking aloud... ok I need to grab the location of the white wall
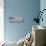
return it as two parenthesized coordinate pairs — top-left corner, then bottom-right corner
(0, 0), (4, 42)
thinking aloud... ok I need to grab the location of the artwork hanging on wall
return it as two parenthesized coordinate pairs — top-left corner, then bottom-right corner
(33, 9), (46, 25)
(9, 16), (24, 23)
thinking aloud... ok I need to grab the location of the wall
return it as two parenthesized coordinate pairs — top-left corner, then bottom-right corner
(0, 0), (4, 42)
(40, 0), (46, 27)
(40, 0), (46, 45)
(4, 0), (40, 42)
